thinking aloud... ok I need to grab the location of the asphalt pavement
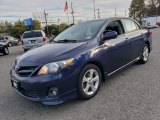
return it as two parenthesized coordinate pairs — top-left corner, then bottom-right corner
(0, 28), (160, 120)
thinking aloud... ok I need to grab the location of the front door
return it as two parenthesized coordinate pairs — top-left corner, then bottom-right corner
(100, 20), (132, 75)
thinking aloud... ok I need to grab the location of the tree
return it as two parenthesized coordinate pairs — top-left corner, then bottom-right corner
(4, 21), (13, 34)
(59, 23), (69, 32)
(145, 0), (157, 16)
(10, 20), (26, 38)
(44, 24), (59, 36)
(129, 0), (145, 23)
(43, 23), (69, 37)
(33, 20), (42, 30)
(157, 0), (160, 15)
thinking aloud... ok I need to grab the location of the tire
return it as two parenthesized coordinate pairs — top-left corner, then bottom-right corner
(78, 64), (102, 100)
(3, 47), (9, 55)
(139, 44), (149, 64)
(8, 43), (12, 47)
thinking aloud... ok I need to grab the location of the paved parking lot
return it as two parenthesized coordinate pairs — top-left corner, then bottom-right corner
(0, 28), (160, 120)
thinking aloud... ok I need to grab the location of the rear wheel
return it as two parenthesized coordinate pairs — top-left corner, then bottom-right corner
(139, 44), (149, 64)
(78, 64), (102, 100)
(3, 47), (9, 55)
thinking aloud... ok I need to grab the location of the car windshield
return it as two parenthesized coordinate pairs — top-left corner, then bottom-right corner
(23, 31), (42, 39)
(53, 20), (105, 42)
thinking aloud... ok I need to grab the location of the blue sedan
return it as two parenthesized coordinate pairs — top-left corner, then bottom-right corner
(10, 17), (152, 105)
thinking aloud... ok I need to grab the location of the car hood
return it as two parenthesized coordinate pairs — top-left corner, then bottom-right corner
(18, 42), (87, 64)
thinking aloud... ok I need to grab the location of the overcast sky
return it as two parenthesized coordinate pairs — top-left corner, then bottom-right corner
(0, 0), (132, 24)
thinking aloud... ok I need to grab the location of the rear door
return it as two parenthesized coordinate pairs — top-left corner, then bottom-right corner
(121, 19), (144, 60)
(23, 31), (43, 45)
(23, 32), (35, 45)
(33, 31), (44, 43)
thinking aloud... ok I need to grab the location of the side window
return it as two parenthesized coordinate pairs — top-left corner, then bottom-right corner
(121, 19), (139, 33)
(104, 20), (124, 36)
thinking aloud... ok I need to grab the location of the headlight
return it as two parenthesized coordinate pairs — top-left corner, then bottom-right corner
(37, 58), (74, 75)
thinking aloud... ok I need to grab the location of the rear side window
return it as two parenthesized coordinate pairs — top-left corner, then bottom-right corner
(121, 19), (139, 33)
(23, 32), (42, 39)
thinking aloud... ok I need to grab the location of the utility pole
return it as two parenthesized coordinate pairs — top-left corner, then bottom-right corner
(115, 8), (117, 17)
(125, 10), (126, 17)
(93, 0), (96, 19)
(71, 2), (75, 24)
(96, 8), (100, 19)
(58, 19), (60, 33)
(156, 4), (159, 24)
(44, 10), (49, 37)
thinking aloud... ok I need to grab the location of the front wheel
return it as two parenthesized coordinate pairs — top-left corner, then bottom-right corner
(139, 44), (149, 64)
(78, 64), (102, 100)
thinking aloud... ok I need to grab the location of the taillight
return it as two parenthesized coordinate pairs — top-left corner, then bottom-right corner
(43, 37), (46, 43)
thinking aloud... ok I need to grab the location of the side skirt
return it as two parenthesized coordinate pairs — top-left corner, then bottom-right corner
(107, 57), (140, 77)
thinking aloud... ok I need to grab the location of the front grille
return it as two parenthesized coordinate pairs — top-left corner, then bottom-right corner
(16, 66), (38, 77)
(20, 88), (38, 98)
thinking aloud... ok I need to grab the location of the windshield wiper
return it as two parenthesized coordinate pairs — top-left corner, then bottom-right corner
(54, 39), (78, 43)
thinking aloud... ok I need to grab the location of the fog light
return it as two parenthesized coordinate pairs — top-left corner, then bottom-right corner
(48, 87), (58, 97)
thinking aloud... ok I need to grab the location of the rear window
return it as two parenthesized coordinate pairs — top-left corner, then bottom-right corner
(23, 32), (42, 39)
(121, 19), (139, 33)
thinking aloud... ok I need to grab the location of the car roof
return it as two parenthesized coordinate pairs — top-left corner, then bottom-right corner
(81, 17), (132, 23)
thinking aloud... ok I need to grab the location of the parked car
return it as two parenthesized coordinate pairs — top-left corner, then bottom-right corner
(5, 36), (19, 46)
(0, 36), (11, 47)
(10, 17), (152, 105)
(22, 30), (48, 52)
(0, 42), (9, 55)
(0, 36), (19, 47)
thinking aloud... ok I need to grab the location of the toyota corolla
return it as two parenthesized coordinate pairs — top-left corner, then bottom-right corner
(10, 17), (152, 105)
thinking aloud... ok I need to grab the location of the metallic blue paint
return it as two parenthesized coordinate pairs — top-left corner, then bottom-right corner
(10, 17), (152, 105)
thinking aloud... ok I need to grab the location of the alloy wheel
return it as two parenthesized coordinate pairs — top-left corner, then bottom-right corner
(82, 69), (100, 95)
(143, 46), (149, 62)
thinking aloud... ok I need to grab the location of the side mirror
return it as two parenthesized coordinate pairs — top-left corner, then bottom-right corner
(103, 31), (118, 41)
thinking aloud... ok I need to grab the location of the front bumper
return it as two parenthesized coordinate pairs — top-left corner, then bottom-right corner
(10, 66), (79, 105)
